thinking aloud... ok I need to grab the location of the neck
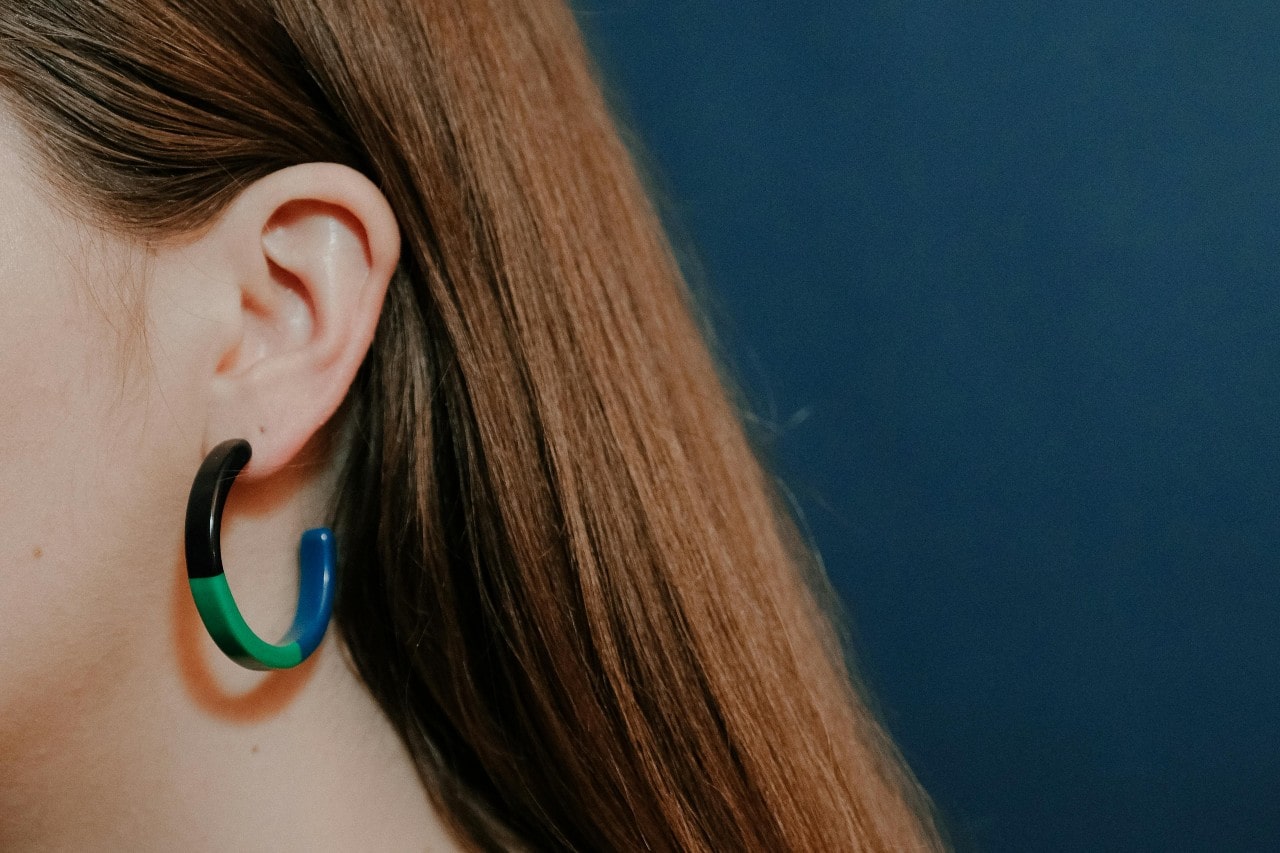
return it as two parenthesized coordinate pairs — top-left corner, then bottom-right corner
(0, 439), (460, 852)
(1, 566), (458, 850)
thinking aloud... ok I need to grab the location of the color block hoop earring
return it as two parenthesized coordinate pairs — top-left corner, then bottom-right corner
(184, 438), (336, 671)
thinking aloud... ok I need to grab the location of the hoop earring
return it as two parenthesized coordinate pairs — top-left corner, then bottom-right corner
(184, 438), (336, 671)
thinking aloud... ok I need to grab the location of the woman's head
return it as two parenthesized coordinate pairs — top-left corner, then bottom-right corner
(0, 1), (941, 849)
(0, 75), (403, 830)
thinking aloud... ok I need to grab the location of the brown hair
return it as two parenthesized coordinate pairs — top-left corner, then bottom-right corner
(0, 1), (942, 849)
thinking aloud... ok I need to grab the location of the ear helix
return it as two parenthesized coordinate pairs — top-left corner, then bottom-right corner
(183, 438), (336, 671)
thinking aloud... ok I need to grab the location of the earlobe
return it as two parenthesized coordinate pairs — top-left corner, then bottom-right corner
(203, 162), (400, 477)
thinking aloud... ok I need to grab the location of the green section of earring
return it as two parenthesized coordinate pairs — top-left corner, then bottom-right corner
(188, 574), (304, 671)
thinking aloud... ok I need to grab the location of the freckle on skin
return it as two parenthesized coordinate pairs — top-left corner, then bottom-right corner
(32, 547), (42, 559)
(251, 744), (259, 754)
(258, 425), (265, 434)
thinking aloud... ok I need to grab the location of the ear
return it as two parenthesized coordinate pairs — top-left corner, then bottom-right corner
(198, 162), (399, 478)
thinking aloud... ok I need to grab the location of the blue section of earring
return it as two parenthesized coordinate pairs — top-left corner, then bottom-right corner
(286, 527), (337, 661)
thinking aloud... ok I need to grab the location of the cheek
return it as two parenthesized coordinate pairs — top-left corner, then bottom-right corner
(0, 256), (104, 552)
(0, 254), (103, 551)
(0, 228), (184, 742)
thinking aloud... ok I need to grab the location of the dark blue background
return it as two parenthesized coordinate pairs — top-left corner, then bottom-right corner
(579, 3), (1280, 851)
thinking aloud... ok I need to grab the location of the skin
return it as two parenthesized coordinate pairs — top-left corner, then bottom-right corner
(0, 107), (460, 850)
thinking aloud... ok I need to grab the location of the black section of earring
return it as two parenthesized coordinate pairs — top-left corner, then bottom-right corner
(184, 439), (253, 580)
